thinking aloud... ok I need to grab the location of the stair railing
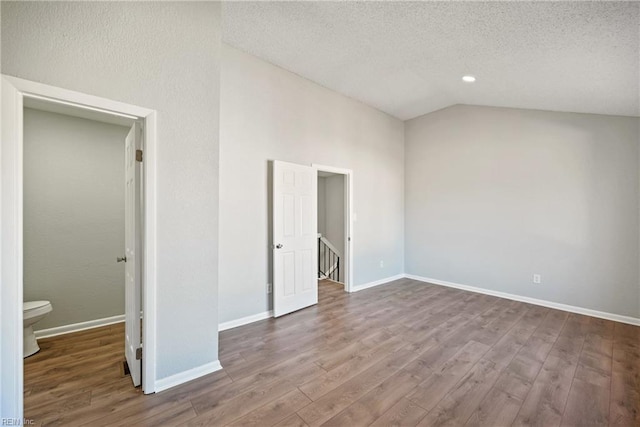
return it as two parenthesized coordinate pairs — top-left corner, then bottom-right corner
(318, 234), (340, 282)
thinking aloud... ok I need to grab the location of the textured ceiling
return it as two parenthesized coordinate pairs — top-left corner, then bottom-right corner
(222, 1), (640, 120)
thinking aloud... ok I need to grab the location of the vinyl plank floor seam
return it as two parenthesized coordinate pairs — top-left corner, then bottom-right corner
(558, 327), (588, 425)
(508, 309), (569, 423)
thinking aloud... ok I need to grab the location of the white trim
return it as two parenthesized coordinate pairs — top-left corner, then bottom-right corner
(351, 274), (406, 293)
(3, 75), (153, 118)
(34, 315), (125, 339)
(154, 360), (223, 393)
(406, 274), (640, 326)
(312, 164), (353, 292)
(142, 112), (158, 394)
(219, 311), (273, 332)
(24, 93), (138, 121)
(1, 76), (159, 417)
(1, 75), (25, 419)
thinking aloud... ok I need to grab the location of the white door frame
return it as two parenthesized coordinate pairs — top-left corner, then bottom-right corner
(1, 75), (158, 419)
(312, 164), (354, 293)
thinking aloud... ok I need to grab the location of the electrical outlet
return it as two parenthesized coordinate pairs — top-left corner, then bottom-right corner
(533, 274), (541, 284)
(267, 283), (272, 294)
(379, 260), (384, 268)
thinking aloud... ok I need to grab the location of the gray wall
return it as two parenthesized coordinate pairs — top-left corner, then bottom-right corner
(405, 105), (640, 317)
(2, 1), (222, 379)
(23, 109), (128, 331)
(318, 175), (345, 282)
(219, 45), (405, 323)
(318, 178), (327, 238)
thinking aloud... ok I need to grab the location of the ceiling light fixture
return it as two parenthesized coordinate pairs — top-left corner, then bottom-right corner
(462, 75), (476, 83)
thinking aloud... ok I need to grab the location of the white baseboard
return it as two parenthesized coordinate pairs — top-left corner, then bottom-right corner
(219, 310), (273, 332)
(155, 360), (223, 393)
(34, 314), (125, 339)
(351, 274), (407, 293)
(405, 274), (640, 326)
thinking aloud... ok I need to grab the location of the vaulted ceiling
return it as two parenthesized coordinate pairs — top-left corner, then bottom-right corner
(222, 1), (639, 120)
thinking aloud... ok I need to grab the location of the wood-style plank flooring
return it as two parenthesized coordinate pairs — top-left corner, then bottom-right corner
(24, 278), (640, 426)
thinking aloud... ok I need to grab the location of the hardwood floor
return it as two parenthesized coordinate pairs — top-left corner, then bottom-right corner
(24, 278), (640, 426)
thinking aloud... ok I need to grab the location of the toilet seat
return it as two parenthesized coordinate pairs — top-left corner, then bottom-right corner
(24, 300), (52, 319)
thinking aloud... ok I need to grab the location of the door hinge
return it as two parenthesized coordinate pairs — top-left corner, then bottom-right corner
(136, 347), (143, 360)
(136, 149), (143, 162)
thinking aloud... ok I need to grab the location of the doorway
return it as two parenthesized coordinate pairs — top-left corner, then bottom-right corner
(1, 75), (158, 419)
(21, 98), (142, 418)
(314, 164), (353, 293)
(317, 172), (345, 285)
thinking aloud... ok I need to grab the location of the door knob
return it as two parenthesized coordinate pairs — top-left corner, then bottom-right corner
(275, 244), (283, 249)
(117, 256), (127, 263)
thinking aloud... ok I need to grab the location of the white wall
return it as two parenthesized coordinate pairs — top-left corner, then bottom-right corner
(219, 45), (404, 323)
(2, 1), (222, 380)
(405, 105), (640, 318)
(318, 175), (345, 282)
(23, 108), (128, 330)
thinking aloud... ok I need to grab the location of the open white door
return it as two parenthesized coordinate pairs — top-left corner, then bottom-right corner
(272, 161), (318, 317)
(124, 122), (142, 386)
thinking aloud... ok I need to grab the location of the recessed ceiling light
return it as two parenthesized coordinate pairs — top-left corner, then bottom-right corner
(462, 75), (476, 83)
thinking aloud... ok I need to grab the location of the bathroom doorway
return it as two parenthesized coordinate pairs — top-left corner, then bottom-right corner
(20, 98), (143, 416)
(1, 76), (158, 418)
(22, 102), (132, 335)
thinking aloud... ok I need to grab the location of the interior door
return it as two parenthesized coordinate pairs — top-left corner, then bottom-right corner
(124, 122), (142, 386)
(272, 161), (318, 317)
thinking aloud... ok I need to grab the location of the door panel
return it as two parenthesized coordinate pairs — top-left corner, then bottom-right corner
(283, 194), (295, 237)
(301, 249), (313, 291)
(273, 161), (318, 317)
(124, 122), (142, 387)
(283, 252), (295, 296)
(301, 195), (313, 235)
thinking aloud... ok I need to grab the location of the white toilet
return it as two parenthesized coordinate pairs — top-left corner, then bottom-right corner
(23, 301), (53, 358)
